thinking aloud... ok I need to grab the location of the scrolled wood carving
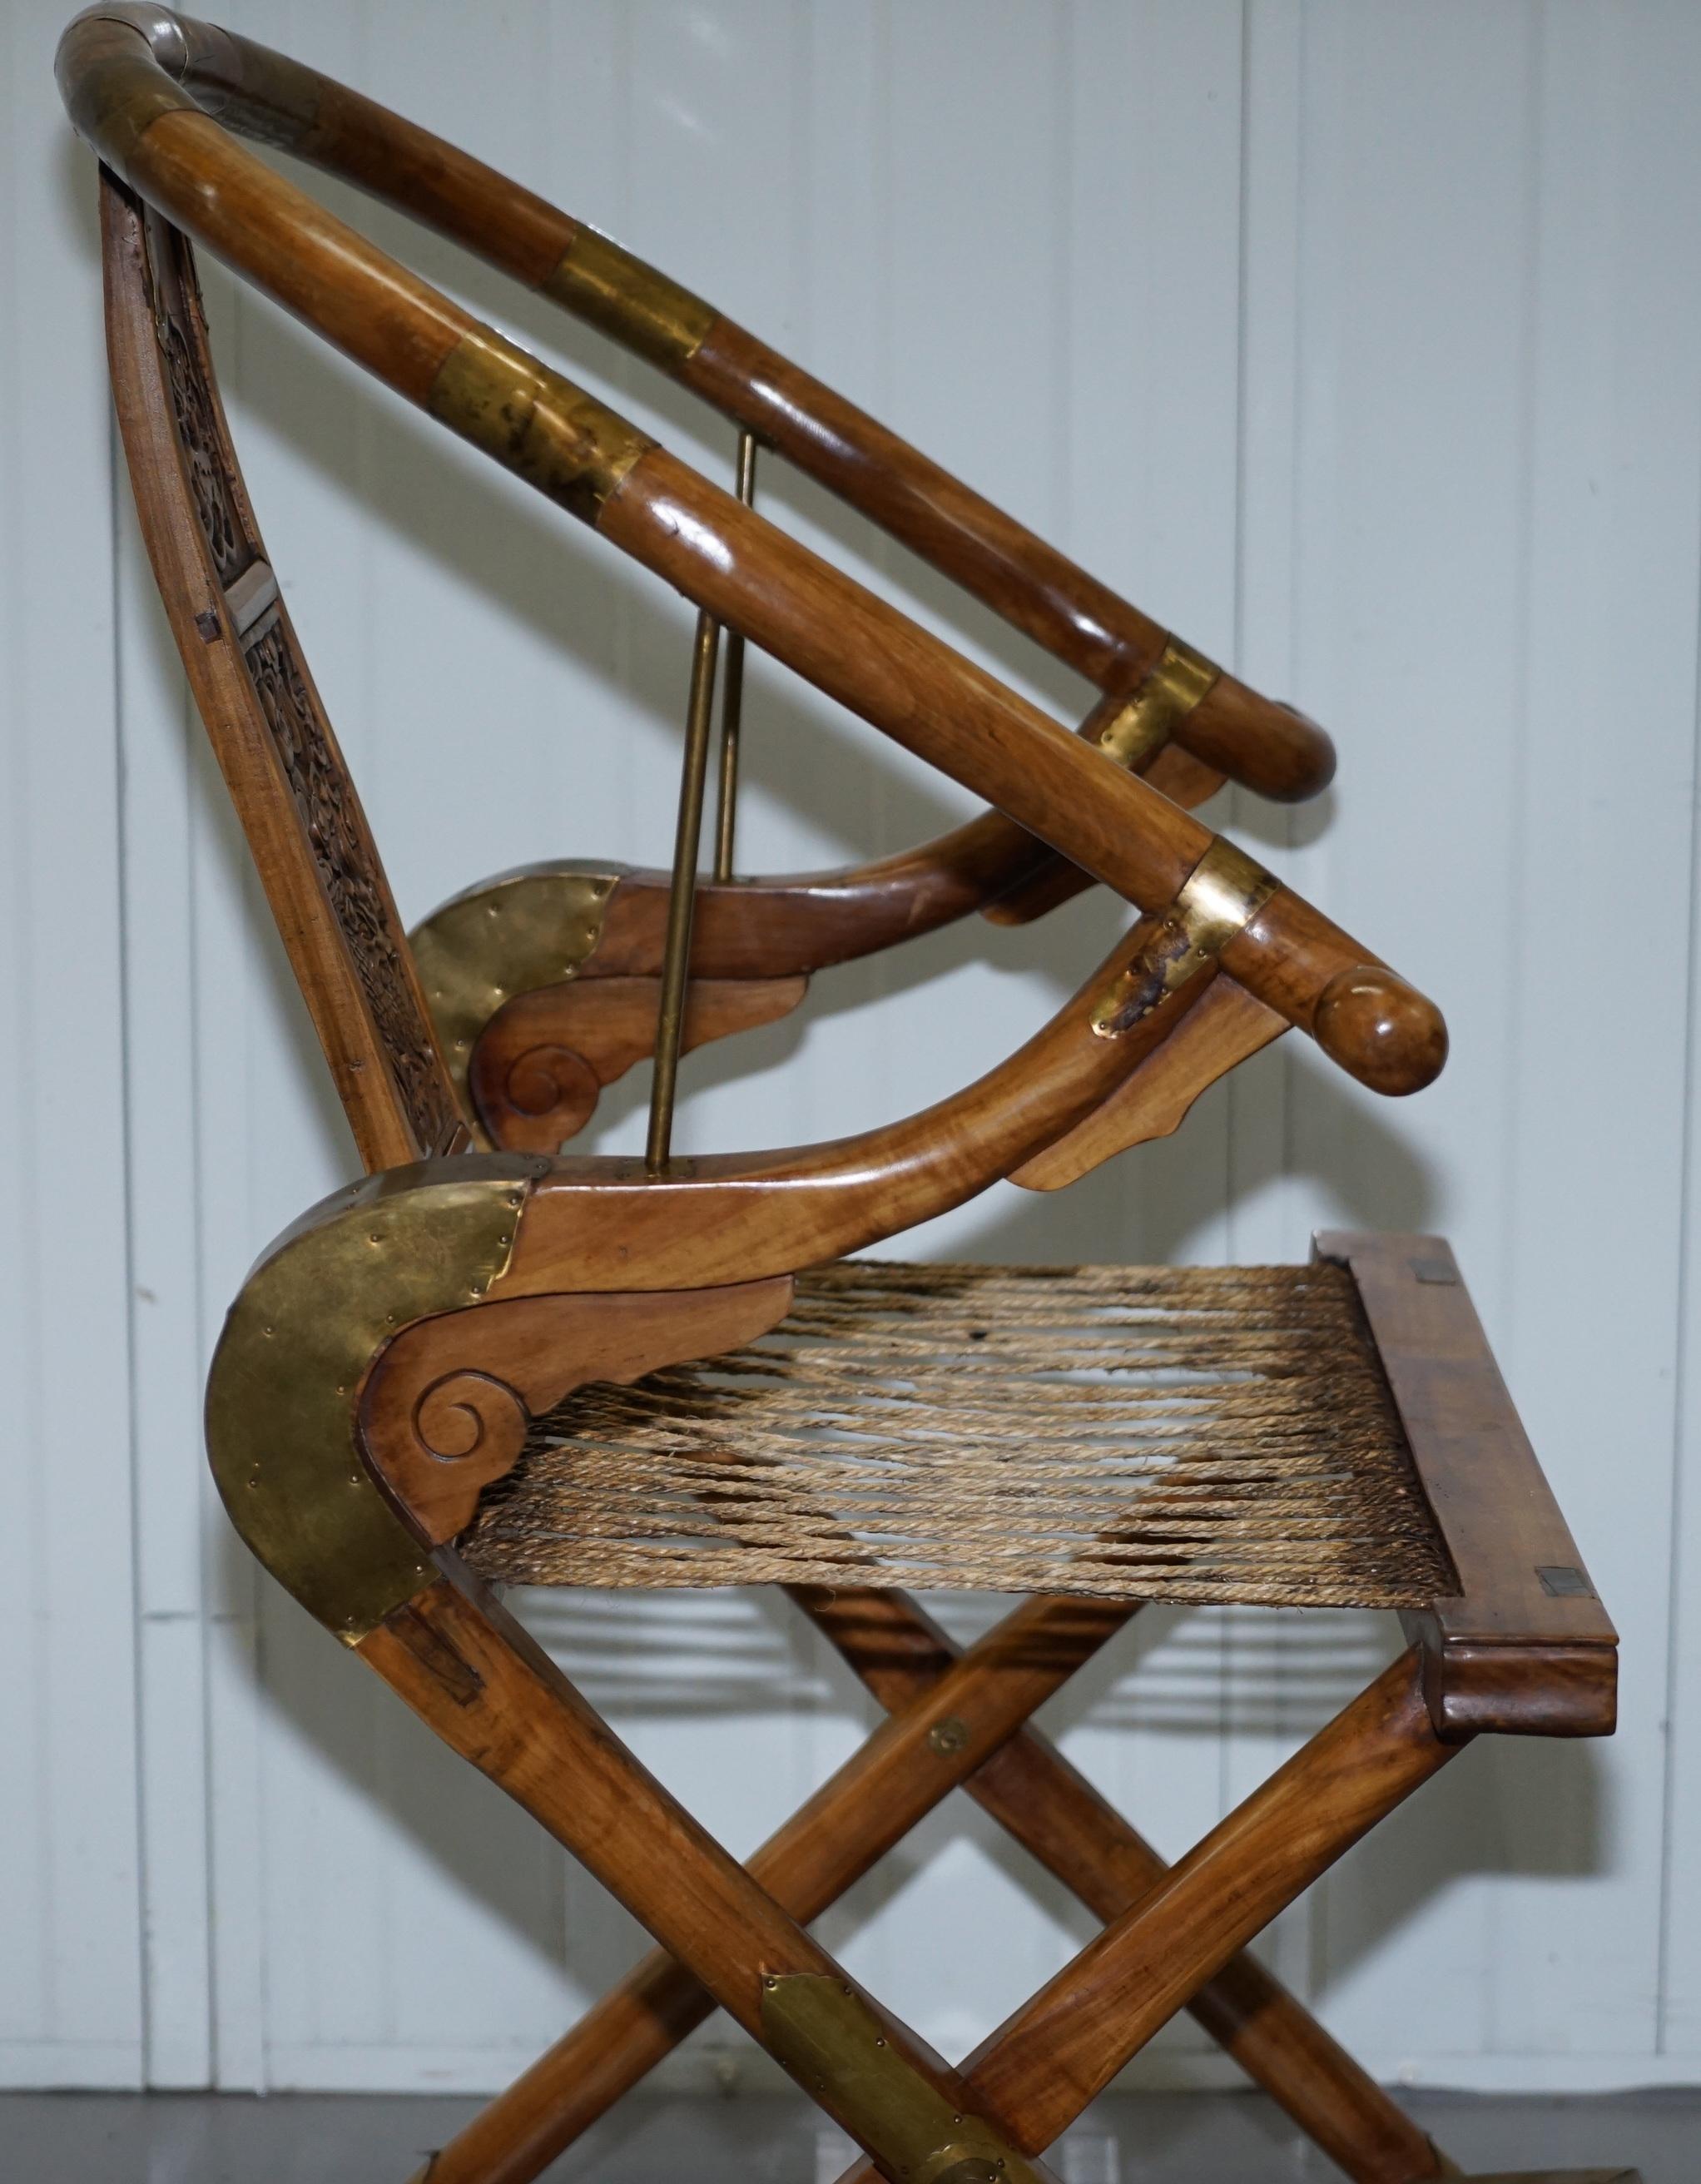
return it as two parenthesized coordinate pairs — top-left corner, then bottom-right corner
(412, 1369), (532, 1469)
(467, 973), (810, 1151)
(476, 1043), (602, 1154)
(360, 1278), (796, 1545)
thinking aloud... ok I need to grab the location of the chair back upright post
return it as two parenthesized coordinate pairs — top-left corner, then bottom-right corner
(100, 175), (464, 1173)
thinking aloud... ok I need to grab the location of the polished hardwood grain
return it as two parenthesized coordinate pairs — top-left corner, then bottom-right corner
(66, 7), (1333, 809)
(416, 1593), (1132, 2184)
(359, 1277), (792, 1544)
(486, 924), (1209, 1294)
(827, 1651), (1460, 2183)
(1320, 1232), (1619, 1740)
(1010, 972), (1287, 1191)
(362, 1561), (1069, 2183)
(73, 28), (1627, 2184)
(62, 11), (1446, 1100)
(468, 973), (807, 1150)
(799, 1587), (1450, 2184)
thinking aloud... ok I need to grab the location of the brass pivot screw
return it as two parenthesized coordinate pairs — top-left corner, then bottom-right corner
(928, 1715), (970, 1757)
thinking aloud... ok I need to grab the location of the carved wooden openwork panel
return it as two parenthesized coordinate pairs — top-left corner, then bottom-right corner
(241, 618), (460, 1150)
(137, 206), (461, 1159)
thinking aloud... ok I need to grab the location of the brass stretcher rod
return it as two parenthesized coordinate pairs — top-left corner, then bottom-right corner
(713, 431), (758, 882)
(646, 607), (721, 1172)
(646, 431), (757, 1171)
(60, 11), (1446, 1099)
(419, 1587), (1448, 2184)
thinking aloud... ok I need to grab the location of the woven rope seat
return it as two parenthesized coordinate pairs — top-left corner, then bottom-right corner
(462, 1259), (1457, 1609)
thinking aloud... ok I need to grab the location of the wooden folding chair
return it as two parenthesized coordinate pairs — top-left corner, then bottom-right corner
(62, 12), (1637, 2182)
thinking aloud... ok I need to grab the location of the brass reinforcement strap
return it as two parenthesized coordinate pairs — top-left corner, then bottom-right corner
(761, 1975), (1046, 2184)
(712, 430), (759, 881)
(1094, 636), (1221, 769)
(646, 608), (723, 1172)
(542, 224), (719, 372)
(1091, 838), (1279, 1038)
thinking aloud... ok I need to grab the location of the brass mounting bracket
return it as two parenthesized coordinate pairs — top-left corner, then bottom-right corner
(761, 1974), (1044, 2184)
(1091, 837), (1278, 1037)
(204, 1154), (547, 1641)
(1094, 635), (1221, 772)
(409, 865), (623, 1143)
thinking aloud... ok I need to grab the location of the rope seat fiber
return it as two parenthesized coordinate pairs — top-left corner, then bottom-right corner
(464, 1259), (1457, 1609)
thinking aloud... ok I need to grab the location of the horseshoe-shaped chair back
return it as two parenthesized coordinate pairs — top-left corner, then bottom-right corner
(67, 5), (1447, 1211)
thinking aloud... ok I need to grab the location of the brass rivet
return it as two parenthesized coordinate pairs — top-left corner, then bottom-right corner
(929, 1716), (970, 1757)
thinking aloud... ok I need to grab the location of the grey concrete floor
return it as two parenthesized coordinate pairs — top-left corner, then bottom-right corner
(0, 2088), (1687, 2182)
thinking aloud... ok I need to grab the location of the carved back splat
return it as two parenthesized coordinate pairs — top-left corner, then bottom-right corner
(101, 171), (463, 1171)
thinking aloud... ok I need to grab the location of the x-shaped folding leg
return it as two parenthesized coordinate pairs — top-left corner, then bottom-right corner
(377, 1557), (1468, 2184)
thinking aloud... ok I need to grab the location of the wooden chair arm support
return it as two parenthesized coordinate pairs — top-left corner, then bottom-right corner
(465, 974), (810, 1152)
(413, 734), (1213, 1006)
(411, 728), (1219, 1151)
(60, 5), (1332, 808)
(1317, 1231), (1619, 1741)
(208, 911), (1199, 1641)
(205, 1153), (803, 1637)
(491, 921), (1222, 1291)
(61, 9), (1442, 1098)
(358, 1277), (796, 1548)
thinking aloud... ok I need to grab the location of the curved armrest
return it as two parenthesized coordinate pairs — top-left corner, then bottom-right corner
(62, 7), (1443, 1099)
(207, 919), (1224, 1636)
(63, 4), (1333, 807)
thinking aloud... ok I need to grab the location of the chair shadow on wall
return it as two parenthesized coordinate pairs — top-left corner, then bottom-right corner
(82, 136), (1610, 2071)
